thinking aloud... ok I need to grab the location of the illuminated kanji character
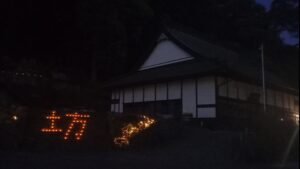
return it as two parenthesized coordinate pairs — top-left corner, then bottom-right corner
(64, 112), (90, 140)
(41, 111), (63, 133)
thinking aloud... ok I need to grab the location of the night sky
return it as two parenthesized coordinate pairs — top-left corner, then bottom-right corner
(256, 0), (299, 45)
(256, 0), (273, 10)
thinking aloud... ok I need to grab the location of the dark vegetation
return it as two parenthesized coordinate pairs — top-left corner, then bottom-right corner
(0, 0), (299, 84)
(0, 0), (298, 110)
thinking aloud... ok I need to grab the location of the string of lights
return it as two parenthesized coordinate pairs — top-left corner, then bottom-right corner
(114, 115), (156, 147)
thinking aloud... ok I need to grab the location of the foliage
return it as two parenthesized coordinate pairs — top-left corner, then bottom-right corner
(156, 0), (299, 87)
(160, 0), (269, 48)
(0, 0), (298, 85)
(270, 0), (299, 37)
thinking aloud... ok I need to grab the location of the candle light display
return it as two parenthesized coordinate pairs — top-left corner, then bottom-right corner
(41, 111), (90, 141)
(41, 111), (63, 133)
(64, 113), (90, 140)
(114, 115), (156, 147)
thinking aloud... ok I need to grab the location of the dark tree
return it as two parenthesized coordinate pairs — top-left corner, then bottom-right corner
(270, 0), (299, 37)
(0, 0), (298, 86)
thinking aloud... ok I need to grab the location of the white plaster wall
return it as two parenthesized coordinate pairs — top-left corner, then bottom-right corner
(156, 83), (167, 101)
(228, 80), (238, 99)
(111, 104), (115, 112)
(140, 40), (193, 70)
(182, 79), (197, 117)
(197, 108), (216, 118)
(111, 91), (120, 113)
(111, 104), (119, 113)
(267, 89), (276, 106)
(168, 81), (181, 100)
(197, 77), (216, 105)
(239, 82), (250, 101)
(124, 88), (133, 103)
(218, 77), (227, 97)
(144, 85), (155, 101)
(247, 85), (263, 104)
(119, 90), (124, 113)
(134, 87), (143, 103)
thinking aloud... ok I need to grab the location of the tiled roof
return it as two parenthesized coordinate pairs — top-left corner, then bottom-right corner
(105, 25), (298, 93)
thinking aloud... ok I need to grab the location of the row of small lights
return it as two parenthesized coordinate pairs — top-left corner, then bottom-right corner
(65, 113), (90, 118)
(1, 70), (44, 78)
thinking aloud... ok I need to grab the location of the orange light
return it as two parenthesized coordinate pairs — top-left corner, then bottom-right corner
(41, 111), (63, 133)
(41, 111), (91, 141)
(63, 112), (90, 141)
(114, 115), (156, 147)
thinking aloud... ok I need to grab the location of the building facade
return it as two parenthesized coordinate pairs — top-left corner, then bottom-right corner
(107, 26), (299, 126)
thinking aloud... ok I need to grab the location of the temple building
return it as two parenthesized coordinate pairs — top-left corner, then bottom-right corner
(106, 25), (299, 127)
